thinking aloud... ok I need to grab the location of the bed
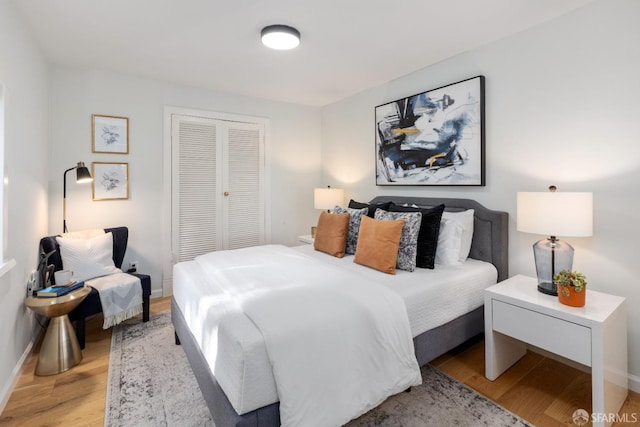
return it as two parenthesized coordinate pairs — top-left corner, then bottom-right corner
(171, 196), (508, 427)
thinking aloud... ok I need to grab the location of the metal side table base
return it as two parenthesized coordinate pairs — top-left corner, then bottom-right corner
(37, 314), (83, 375)
(26, 286), (91, 376)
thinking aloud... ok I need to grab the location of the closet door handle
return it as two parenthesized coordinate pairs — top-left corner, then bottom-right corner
(223, 192), (230, 196)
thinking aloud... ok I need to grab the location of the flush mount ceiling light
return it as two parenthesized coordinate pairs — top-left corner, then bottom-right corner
(261, 25), (301, 50)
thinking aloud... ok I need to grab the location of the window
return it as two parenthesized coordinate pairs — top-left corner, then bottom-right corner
(0, 82), (16, 277)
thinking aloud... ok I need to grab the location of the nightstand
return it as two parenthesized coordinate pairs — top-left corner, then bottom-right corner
(485, 275), (627, 427)
(25, 286), (91, 375)
(298, 235), (314, 244)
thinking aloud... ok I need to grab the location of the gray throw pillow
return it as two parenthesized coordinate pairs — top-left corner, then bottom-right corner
(333, 206), (368, 254)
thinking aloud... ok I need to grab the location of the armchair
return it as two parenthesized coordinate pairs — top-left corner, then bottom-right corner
(39, 227), (151, 349)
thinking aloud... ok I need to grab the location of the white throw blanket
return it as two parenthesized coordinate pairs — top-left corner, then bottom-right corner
(195, 245), (421, 427)
(87, 272), (142, 329)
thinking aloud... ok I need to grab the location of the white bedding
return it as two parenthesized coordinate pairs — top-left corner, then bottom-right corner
(296, 245), (497, 336)
(197, 245), (421, 426)
(173, 244), (497, 417)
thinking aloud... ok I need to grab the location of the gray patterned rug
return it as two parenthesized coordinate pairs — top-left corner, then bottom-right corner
(106, 312), (532, 426)
(105, 312), (214, 427)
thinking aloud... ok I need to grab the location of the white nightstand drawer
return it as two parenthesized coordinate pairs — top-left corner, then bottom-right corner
(492, 300), (591, 366)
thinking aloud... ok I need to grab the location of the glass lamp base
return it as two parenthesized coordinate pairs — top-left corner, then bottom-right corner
(533, 237), (574, 297)
(537, 281), (557, 296)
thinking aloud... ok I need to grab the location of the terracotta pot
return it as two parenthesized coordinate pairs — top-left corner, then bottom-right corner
(558, 285), (586, 307)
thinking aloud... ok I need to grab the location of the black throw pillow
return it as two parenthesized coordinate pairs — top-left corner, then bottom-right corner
(389, 204), (445, 269)
(348, 199), (394, 218)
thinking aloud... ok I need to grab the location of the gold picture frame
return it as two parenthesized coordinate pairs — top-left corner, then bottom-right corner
(92, 162), (129, 200)
(92, 114), (129, 154)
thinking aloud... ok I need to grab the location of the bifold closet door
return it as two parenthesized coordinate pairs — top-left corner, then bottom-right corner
(172, 115), (223, 263)
(172, 114), (265, 263)
(223, 122), (265, 250)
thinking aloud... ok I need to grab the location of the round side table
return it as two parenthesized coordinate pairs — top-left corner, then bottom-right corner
(25, 286), (91, 375)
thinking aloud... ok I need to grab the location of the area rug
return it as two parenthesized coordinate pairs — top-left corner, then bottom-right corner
(106, 312), (532, 426)
(105, 312), (214, 426)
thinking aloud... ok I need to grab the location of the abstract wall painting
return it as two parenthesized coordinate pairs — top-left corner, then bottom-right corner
(375, 76), (485, 186)
(92, 162), (129, 200)
(92, 114), (129, 154)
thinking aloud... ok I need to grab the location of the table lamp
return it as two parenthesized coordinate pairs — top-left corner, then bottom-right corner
(312, 186), (344, 237)
(314, 186), (344, 213)
(517, 186), (593, 295)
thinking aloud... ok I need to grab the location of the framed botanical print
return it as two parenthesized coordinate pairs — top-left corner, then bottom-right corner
(92, 162), (129, 200)
(92, 114), (129, 154)
(375, 76), (485, 186)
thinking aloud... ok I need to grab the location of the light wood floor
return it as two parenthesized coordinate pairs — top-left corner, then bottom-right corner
(1, 297), (638, 426)
(431, 338), (640, 426)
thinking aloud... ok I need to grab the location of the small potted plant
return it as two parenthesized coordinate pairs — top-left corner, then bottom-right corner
(554, 269), (587, 307)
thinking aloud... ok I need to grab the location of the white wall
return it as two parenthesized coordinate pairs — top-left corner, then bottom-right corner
(321, 0), (640, 388)
(49, 67), (322, 297)
(0, 0), (50, 411)
(4, 0), (637, 410)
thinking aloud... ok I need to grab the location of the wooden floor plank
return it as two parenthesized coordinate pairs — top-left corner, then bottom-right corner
(545, 373), (592, 425)
(2, 296), (639, 426)
(495, 358), (581, 424)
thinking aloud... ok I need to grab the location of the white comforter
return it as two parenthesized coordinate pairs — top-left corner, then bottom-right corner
(194, 245), (422, 427)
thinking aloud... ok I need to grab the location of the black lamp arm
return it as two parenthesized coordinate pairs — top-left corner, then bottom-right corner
(62, 165), (78, 233)
(63, 166), (77, 199)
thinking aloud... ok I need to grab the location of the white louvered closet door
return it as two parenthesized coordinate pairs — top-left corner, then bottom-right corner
(223, 122), (265, 249)
(172, 114), (265, 263)
(172, 115), (223, 262)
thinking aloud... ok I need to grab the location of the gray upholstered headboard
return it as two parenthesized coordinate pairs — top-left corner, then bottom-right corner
(368, 196), (509, 282)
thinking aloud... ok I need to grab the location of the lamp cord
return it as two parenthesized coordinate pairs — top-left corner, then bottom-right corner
(550, 235), (557, 281)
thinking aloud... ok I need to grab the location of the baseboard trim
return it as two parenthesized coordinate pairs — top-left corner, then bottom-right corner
(0, 338), (36, 414)
(151, 289), (164, 299)
(628, 373), (640, 394)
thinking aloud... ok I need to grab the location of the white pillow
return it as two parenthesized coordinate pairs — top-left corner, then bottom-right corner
(56, 232), (121, 282)
(442, 209), (474, 262)
(435, 218), (464, 266)
(60, 228), (105, 240)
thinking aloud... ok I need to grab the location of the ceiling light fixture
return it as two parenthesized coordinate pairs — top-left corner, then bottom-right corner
(261, 25), (301, 50)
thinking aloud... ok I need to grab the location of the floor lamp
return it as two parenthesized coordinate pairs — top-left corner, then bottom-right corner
(63, 162), (92, 233)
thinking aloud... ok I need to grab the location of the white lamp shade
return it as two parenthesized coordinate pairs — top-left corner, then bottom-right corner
(314, 188), (344, 210)
(517, 191), (593, 237)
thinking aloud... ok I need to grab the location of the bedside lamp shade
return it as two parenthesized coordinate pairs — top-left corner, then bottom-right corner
(517, 188), (593, 295)
(314, 186), (344, 212)
(517, 192), (593, 237)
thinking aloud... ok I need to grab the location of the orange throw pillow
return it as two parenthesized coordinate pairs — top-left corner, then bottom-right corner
(313, 211), (350, 258)
(354, 216), (404, 274)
